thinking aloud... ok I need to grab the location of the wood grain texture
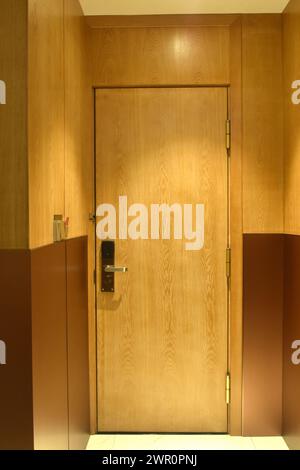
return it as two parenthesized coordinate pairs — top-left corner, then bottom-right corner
(283, 0), (300, 235)
(89, 26), (230, 86)
(28, 0), (92, 248)
(88, 18), (244, 436)
(0, 0), (28, 249)
(229, 18), (243, 436)
(86, 14), (239, 29)
(64, 0), (93, 240)
(28, 0), (65, 249)
(242, 15), (284, 234)
(96, 88), (228, 432)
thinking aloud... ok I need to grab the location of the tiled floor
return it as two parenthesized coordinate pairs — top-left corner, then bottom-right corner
(87, 434), (289, 451)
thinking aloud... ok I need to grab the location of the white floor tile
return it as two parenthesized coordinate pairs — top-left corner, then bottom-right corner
(86, 434), (288, 451)
(251, 437), (289, 450)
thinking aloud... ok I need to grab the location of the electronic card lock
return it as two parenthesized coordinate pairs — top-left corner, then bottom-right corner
(101, 241), (128, 292)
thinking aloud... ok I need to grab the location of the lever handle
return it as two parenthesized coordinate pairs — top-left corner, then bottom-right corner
(104, 265), (128, 273)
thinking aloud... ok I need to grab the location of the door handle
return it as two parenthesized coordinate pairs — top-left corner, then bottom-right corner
(101, 241), (127, 292)
(104, 265), (128, 273)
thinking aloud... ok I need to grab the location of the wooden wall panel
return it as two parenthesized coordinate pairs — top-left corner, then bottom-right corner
(283, 0), (300, 235)
(64, 0), (93, 240)
(66, 237), (90, 450)
(0, 0), (28, 249)
(31, 242), (69, 450)
(283, 235), (300, 450)
(242, 15), (284, 234)
(28, 0), (65, 249)
(243, 235), (284, 436)
(229, 18), (243, 436)
(28, 0), (92, 249)
(0, 250), (33, 450)
(89, 26), (230, 86)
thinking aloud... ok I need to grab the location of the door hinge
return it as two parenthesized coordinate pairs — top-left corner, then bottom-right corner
(226, 372), (231, 405)
(93, 269), (96, 285)
(226, 119), (231, 155)
(226, 247), (231, 280)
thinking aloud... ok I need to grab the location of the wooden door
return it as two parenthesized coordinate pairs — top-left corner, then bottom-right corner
(95, 87), (229, 432)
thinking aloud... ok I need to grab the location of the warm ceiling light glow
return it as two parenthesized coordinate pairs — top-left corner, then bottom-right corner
(173, 36), (189, 58)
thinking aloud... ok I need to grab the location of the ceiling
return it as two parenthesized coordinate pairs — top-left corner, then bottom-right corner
(79, 0), (290, 16)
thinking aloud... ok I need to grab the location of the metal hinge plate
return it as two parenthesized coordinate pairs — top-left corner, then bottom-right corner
(226, 119), (231, 154)
(226, 372), (231, 404)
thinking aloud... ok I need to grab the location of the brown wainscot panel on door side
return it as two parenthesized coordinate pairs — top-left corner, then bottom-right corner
(31, 242), (69, 450)
(0, 250), (33, 450)
(243, 234), (284, 436)
(66, 237), (90, 450)
(283, 235), (300, 450)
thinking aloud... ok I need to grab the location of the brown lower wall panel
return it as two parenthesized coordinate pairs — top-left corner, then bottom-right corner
(0, 239), (90, 450)
(283, 236), (300, 450)
(0, 250), (33, 450)
(31, 242), (69, 450)
(66, 237), (90, 450)
(243, 234), (284, 436)
(31, 238), (90, 450)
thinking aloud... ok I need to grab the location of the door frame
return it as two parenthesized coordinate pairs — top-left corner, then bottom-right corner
(87, 16), (243, 436)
